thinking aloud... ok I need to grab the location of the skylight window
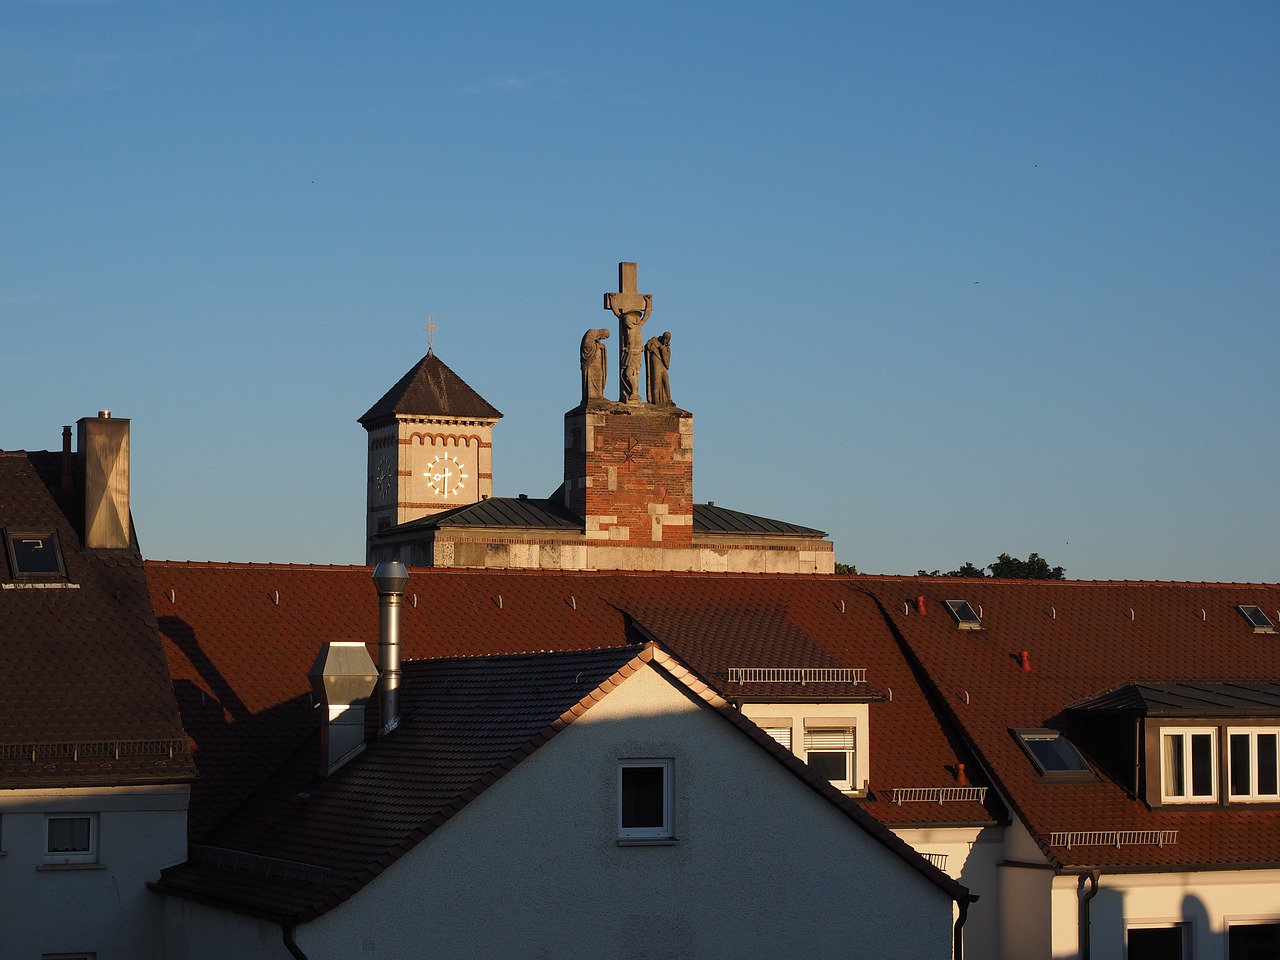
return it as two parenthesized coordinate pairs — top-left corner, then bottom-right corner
(945, 599), (982, 630)
(1013, 729), (1095, 780)
(1239, 605), (1277, 634)
(4, 529), (66, 582)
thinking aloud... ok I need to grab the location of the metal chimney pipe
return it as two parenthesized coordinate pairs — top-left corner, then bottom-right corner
(373, 561), (409, 735)
(60, 426), (73, 495)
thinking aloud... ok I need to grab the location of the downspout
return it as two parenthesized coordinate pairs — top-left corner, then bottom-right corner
(1079, 870), (1101, 960)
(281, 922), (308, 960)
(953, 894), (976, 960)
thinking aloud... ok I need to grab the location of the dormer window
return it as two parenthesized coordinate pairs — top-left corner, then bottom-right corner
(945, 600), (982, 630)
(1162, 729), (1217, 802)
(1239, 605), (1277, 634)
(1228, 729), (1280, 801)
(4, 529), (66, 582)
(804, 723), (856, 791)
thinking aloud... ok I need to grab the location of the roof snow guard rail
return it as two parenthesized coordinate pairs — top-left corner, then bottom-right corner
(1047, 830), (1178, 849)
(0, 738), (186, 762)
(727, 667), (866, 685)
(891, 787), (988, 805)
(189, 845), (335, 891)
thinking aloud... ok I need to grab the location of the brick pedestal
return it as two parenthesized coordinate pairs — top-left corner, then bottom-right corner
(564, 400), (693, 547)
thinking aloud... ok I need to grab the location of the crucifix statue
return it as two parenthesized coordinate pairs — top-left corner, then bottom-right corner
(603, 262), (652, 404)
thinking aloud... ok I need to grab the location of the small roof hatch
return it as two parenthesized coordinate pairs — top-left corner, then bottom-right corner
(1239, 605), (1277, 634)
(945, 599), (982, 630)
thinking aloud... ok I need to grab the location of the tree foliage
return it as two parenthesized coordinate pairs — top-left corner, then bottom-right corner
(917, 552), (1065, 580)
(834, 562), (858, 575)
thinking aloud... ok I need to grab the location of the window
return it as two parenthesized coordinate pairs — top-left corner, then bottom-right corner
(45, 815), (96, 864)
(805, 724), (856, 790)
(944, 600), (982, 630)
(1014, 729), (1094, 780)
(1239, 605), (1277, 634)
(1127, 924), (1188, 960)
(757, 719), (793, 752)
(618, 760), (672, 841)
(1229, 921), (1280, 960)
(1162, 729), (1216, 802)
(4, 529), (66, 581)
(1229, 729), (1280, 802)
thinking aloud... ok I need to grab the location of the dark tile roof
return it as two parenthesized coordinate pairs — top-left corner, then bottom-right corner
(859, 576), (1280, 871)
(358, 353), (502, 426)
(378, 498), (827, 538)
(382, 495), (582, 533)
(0, 452), (193, 787)
(153, 642), (967, 920)
(145, 564), (997, 837)
(694, 502), (826, 537)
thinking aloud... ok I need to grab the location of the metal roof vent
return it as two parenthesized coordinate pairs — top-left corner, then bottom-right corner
(373, 561), (409, 735)
(309, 642), (378, 776)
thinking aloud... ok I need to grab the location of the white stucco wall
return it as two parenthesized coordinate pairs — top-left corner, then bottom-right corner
(1, 783), (189, 960)
(166, 661), (955, 959)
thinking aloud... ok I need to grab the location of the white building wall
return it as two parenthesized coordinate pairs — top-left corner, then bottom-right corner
(1, 783), (189, 960)
(165, 662), (955, 960)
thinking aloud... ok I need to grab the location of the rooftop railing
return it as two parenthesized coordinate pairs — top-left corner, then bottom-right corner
(727, 667), (866, 685)
(891, 787), (988, 805)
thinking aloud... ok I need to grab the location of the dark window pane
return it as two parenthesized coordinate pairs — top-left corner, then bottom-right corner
(808, 751), (849, 782)
(1164, 734), (1185, 796)
(1136, 926), (1182, 960)
(1232, 733), (1253, 796)
(621, 766), (665, 828)
(1128, 926), (1183, 960)
(1259, 735), (1279, 796)
(1229, 922), (1280, 960)
(48, 817), (90, 853)
(1191, 734), (1214, 797)
(1026, 735), (1089, 772)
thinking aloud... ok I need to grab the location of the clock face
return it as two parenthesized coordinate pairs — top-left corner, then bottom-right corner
(424, 453), (468, 500)
(375, 454), (394, 496)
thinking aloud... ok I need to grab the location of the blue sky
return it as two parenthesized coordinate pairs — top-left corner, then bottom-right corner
(4, 1), (1278, 581)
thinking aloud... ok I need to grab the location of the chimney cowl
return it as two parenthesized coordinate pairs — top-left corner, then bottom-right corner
(373, 560), (409, 595)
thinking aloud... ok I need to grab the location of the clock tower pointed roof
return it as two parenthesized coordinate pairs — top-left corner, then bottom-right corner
(359, 352), (502, 428)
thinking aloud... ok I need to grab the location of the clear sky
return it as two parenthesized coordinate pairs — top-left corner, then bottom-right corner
(4, 1), (1278, 582)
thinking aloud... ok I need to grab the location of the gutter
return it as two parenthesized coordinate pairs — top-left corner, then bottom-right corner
(954, 894), (979, 960)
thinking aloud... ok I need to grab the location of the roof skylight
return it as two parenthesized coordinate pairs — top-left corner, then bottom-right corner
(945, 599), (982, 630)
(1238, 605), (1277, 634)
(4, 529), (66, 582)
(1013, 729), (1095, 780)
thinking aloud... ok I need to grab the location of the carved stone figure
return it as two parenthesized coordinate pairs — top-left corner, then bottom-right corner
(580, 328), (610, 401)
(603, 262), (652, 404)
(645, 331), (672, 405)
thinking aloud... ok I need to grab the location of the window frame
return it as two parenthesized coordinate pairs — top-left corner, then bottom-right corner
(44, 814), (97, 865)
(4, 529), (67, 582)
(1126, 921), (1189, 960)
(944, 599), (982, 630)
(1012, 728), (1096, 781)
(617, 759), (673, 842)
(804, 723), (857, 792)
(1227, 727), (1280, 803)
(1160, 728), (1218, 803)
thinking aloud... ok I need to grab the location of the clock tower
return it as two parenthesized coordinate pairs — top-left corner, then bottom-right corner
(359, 351), (502, 563)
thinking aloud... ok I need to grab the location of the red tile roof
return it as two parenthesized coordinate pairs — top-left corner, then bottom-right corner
(861, 576), (1280, 871)
(145, 563), (998, 837)
(0, 452), (193, 787)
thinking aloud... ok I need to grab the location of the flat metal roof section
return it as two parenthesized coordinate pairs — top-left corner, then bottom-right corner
(1073, 681), (1280, 716)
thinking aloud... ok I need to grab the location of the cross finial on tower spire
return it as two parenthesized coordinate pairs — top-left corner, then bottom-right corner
(423, 314), (438, 357)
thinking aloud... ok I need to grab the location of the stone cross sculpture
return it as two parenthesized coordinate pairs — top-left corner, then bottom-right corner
(580, 327), (610, 401)
(645, 331), (672, 405)
(603, 262), (652, 404)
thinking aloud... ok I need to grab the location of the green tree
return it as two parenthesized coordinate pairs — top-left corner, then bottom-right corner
(917, 552), (1065, 580)
(834, 562), (858, 575)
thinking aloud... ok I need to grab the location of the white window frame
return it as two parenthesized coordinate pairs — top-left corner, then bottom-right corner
(1226, 918), (1280, 959)
(1227, 728), (1280, 802)
(804, 723), (856, 792)
(617, 760), (672, 841)
(44, 814), (97, 865)
(1161, 728), (1217, 803)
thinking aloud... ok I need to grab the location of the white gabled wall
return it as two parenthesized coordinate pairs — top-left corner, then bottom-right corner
(1, 783), (189, 960)
(165, 661), (956, 959)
